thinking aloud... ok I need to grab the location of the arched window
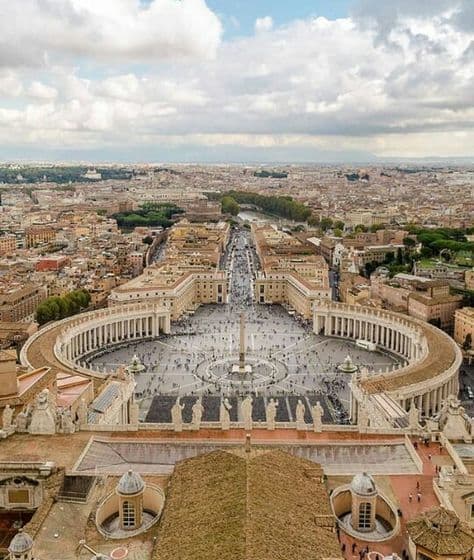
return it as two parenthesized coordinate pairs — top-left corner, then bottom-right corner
(122, 500), (135, 528)
(359, 502), (372, 530)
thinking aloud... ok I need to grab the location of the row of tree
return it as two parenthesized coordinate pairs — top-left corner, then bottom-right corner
(407, 227), (474, 257)
(35, 289), (91, 325)
(221, 190), (312, 222)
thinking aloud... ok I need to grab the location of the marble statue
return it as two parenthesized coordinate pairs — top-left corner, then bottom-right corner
(296, 399), (306, 431)
(171, 397), (185, 432)
(29, 389), (56, 435)
(358, 404), (369, 432)
(438, 395), (472, 442)
(15, 409), (29, 432)
(241, 395), (253, 431)
(266, 398), (278, 430)
(220, 398), (232, 431)
(129, 402), (139, 427)
(408, 401), (420, 430)
(311, 401), (324, 433)
(2, 405), (13, 430)
(61, 409), (75, 434)
(191, 398), (204, 431)
(77, 398), (88, 426)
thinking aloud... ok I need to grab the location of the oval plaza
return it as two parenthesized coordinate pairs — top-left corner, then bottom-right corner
(20, 221), (461, 430)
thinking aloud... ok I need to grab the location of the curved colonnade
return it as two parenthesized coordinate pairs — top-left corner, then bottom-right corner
(314, 301), (462, 420)
(21, 300), (461, 426)
(20, 304), (171, 383)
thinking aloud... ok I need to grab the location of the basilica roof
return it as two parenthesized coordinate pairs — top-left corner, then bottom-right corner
(153, 449), (342, 560)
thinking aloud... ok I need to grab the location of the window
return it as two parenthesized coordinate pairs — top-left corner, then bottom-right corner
(122, 500), (135, 528)
(359, 502), (372, 530)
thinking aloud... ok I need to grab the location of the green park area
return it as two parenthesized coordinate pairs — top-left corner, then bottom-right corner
(112, 202), (184, 230)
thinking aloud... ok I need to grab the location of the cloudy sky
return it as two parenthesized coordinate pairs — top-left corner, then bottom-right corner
(0, 0), (473, 162)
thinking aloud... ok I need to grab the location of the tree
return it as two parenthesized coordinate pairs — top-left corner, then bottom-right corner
(463, 333), (472, 351)
(370, 223), (384, 233)
(35, 289), (91, 325)
(142, 236), (153, 245)
(35, 303), (53, 325)
(354, 224), (368, 233)
(320, 217), (333, 232)
(221, 196), (240, 216)
(396, 247), (404, 265)
(364, 261), (377, 277)
(307, 214), (320, 227)
(403, 237), (416, 248)
(334, 220), (345, 231)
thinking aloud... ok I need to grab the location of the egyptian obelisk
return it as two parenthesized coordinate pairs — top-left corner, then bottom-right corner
(239, 312), (245, 371)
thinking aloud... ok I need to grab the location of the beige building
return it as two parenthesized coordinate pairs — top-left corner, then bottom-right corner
(252, 224), (331, 320)
(352, 244), (405, 269)
(109, 221), (230, 320)
(465, 269), (474, 290)
(0, 235), (17, 256)
(345, 209), (396, 227)
(371, 275), (463, 331)
(0, 283), (48, 323)
(25, 226), (56, 248)
(454, 307), (474, 348)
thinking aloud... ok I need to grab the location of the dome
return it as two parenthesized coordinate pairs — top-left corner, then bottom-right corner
(8, 529), (34, 553)
(117, 469), (145, 495)
(350, 472), (376, 496)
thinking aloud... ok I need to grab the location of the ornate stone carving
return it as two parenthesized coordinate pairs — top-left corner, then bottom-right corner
(266, 398), (278, 431)
(2, 405), (13, 431)
(29, 389), (56, 435)
(191, 398), (204, 431)
(241, 395), (253, 431)
(296, 399), (306, 431)
(171, 397), (184, 432)
(311, 401), (324, 433)
(408, 401), (420, 430)
(220, 398), (232, 431)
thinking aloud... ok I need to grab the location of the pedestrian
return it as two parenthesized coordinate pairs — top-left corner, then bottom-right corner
(416, 480), (420, 490)
(428, 454), (432, 461)
(352, 543), (357, 553)
(417, 492), (421, 502)
(408, 493), (413, 503)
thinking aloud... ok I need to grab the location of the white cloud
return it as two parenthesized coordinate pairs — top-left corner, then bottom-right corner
(0, 2), (472, 158)
(0, 70), (23, 97)
(27, 81), (58, 100)
(0, 0), (222, 67)
(255, 16), (273, 33)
